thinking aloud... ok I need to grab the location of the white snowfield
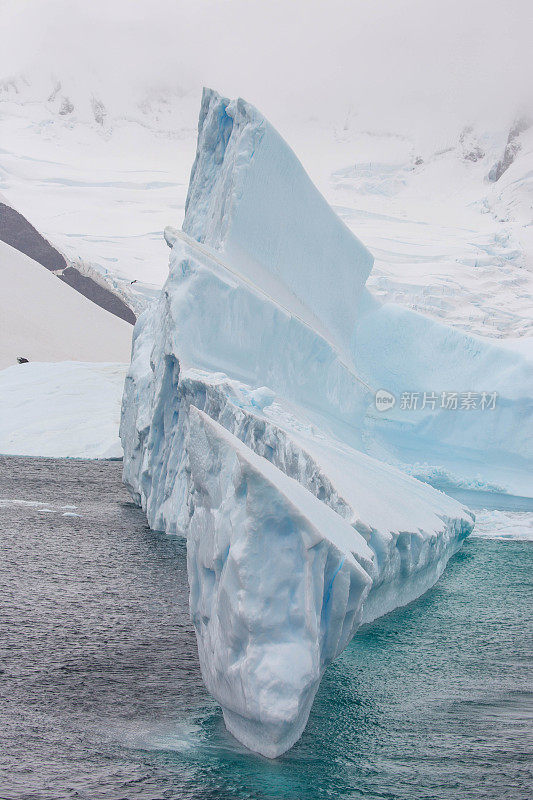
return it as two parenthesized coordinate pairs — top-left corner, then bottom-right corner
(0, 240), (132, 369)
(0, 240), (132, 458)
(121, 89), (478, 757)
(0, 361), (128, 459)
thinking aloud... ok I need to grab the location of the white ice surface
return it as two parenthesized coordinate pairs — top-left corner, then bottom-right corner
(0, 361), (127, 458)
(0, 238), (132, 459)
(0, 76), (196, 298)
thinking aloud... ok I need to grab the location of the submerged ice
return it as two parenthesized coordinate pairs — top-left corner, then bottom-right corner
(121, 88), (533, 757)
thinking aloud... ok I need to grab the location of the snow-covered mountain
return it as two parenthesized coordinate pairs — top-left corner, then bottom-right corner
(2, 73), (530, 476)
(0, 73), (196, 302)
(1, 72), (532, 338)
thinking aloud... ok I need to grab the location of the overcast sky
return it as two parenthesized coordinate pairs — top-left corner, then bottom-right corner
(1, 0), (531, 135)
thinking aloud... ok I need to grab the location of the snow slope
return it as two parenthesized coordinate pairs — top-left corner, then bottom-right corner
(0, 361), (127, 458)
(0, 240), (132, 369)
(121, 89), (475, 757)
(295, 117), (533, 339)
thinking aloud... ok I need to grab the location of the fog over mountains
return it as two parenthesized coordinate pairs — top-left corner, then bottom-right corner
(1, 0), (531, 136)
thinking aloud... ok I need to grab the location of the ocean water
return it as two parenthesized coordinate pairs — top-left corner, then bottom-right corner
(0, 455), (531, 800)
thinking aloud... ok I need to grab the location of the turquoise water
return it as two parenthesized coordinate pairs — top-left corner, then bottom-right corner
(1, 456), (531, 800)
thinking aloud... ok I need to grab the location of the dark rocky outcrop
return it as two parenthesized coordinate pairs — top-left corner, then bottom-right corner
(459, 126), (484, 163)
(488, 116), (532, 182)
(59, 267), (136, 324)
(0, 201), (135, 324)
(0, 202), (67, 271)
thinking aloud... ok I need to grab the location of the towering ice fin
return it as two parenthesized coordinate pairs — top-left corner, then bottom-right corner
(183, 88), (373, 349)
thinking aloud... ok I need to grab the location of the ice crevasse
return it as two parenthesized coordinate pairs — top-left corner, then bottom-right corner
(121, 88), (477, 757)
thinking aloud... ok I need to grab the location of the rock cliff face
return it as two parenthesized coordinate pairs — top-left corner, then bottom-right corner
(0, 200), (135, 324)
(488, 115), (532, 182)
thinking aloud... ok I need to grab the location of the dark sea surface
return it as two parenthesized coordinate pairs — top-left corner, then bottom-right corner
(0, 455), (531, 800)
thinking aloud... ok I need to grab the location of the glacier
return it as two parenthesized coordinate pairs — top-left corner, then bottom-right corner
(120, 88), (533, 757)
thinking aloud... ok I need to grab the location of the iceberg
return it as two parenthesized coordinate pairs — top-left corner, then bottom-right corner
(121, 88), (477, 757)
